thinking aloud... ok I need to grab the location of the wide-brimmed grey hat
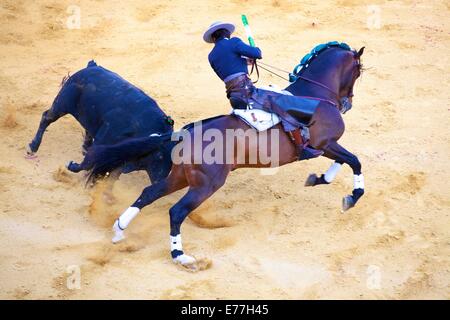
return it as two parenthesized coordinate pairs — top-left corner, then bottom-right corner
(203, 21), (235, 43)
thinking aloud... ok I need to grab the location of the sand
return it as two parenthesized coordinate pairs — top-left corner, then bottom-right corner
(0, 0), (449, 299)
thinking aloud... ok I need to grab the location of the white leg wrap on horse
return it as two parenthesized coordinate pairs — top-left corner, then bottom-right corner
(171, 234), (196, 265)
(354, 174), (365, 189)
(170, 234), (183, 252)
(324, 162), (342, 183)
(118, 207), (140, 229)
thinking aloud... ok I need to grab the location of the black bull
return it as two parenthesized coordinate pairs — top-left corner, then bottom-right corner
(28, 60), (174, 183)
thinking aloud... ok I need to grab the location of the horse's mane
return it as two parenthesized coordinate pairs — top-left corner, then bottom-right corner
(290, 42), (361, 80)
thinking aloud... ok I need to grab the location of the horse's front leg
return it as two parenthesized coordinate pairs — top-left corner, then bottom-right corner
(308, 141), (364, 212)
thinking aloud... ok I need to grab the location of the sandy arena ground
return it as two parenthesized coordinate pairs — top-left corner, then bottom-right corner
(0, 0), (449, 299)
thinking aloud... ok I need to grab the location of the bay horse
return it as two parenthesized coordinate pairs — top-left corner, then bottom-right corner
(82, 46), (365, 268)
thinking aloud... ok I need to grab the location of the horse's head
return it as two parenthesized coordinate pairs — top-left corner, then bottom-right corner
(286, 45), (365, 114)
(339, 47), (364, 113)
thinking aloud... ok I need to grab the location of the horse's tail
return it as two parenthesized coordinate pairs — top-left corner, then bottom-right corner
(85, 133), (173, 181)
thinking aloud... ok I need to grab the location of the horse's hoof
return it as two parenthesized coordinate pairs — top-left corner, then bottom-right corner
(304, 173), (318, 187)
(173, 255), (212, 272)
(173, 254), (196, 265)
(112, 220), (125, 243)
(173, 254), (197, 270)
(342, 195), (355, 212)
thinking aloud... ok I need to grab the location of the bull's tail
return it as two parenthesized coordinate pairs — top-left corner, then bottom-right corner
(86, 133), (173, 181)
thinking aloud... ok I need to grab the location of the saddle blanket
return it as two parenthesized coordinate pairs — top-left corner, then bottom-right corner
(232, 108), (281, 132)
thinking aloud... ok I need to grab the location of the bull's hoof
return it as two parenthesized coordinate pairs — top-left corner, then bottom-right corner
(112, 220), (125, 243)
(342, 195), (355, 212)
(305, 173), (318, 187)
(25, 144), (38, 159)
(66, 161), (80, 172)
(26, 144), (35, 155)
(25, 145), (38, 160)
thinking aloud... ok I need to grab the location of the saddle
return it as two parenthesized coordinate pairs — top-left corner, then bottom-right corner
(227, 80), (324, 160)
(226, 75), (320, 130)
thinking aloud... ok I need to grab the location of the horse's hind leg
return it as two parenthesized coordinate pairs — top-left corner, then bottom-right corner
(28, 83), (79, 154)
(111, 164), (187, 243)
(168, 186), (216, 267)
(310, 141), (364, 212)
(169, 166), (230, 267)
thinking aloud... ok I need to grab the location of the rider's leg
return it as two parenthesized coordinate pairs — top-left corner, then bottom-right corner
(289, 128), (323, 160)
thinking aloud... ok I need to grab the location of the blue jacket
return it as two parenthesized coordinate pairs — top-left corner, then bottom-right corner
(208, 37), (262, 81)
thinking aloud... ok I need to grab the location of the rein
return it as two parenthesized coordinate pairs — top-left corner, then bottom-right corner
(257, 63), (290, 81)
(295, 74), (340, 102)
(249, 60), (260, 84)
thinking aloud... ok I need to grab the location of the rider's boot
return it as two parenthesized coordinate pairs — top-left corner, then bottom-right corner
(290, 128), (323, 161)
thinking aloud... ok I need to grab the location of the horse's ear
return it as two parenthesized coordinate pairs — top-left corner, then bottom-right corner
(356, 47), (365, 58)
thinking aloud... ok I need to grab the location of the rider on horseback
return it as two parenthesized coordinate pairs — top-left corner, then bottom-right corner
(204, 21), (322, 160)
